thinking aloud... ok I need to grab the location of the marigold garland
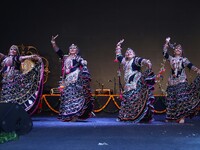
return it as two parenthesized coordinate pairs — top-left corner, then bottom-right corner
(40, 94), (166, 114)
(93, 95), (121, 113)
(41, 94), (60, 113)
(156, 58), (167, 96)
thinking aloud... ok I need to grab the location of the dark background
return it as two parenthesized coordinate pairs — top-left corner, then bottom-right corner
(0, 0), (200, 94)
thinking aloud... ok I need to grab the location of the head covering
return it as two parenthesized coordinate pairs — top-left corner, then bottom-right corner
(126, 48), (135, 55)
(69, 44), (79, 55)
(173, 44), (184, 57)
(175, 44), (182, 50)
(127, 48), (133, 51)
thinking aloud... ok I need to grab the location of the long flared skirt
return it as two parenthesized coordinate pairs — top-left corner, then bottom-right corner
(166, 75), (200, 121)
(118, 70), (155, 123)
(0, 62), (44, 115)
(58, 67), (94, 121)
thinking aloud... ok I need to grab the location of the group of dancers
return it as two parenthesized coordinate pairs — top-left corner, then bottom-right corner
(0, 36), (200, 125)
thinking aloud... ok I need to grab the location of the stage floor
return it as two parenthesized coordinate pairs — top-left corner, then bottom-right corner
(1, 114), (200, 150)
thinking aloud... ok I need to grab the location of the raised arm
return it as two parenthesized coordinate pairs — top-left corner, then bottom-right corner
(51, 34), (59, 52)
(115, 39), (124, 63)
(163, 37), (173, 60)
(115, 39), (124, 55)
(19, 54), (42, 62)
(163, 37), (170, 55)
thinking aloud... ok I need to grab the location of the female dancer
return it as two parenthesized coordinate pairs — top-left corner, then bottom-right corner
(163, 37), (200, 123)
(0, 44), (44, 143)
(51, 35), (94, 122)
(115, 39), (155, 123)
(0, 45), (44, 114)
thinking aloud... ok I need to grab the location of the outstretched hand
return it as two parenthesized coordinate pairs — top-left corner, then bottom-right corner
(116, 39), (124, 50)
(117, 39), (124, 46)
(51, 34), (59, 44)
(165, 37), (170, 43)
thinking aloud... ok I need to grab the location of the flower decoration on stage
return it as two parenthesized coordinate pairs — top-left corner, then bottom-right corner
(114, 59), (119, 63)
(114, 39), (125, 99)
(156, 58), (167, 96)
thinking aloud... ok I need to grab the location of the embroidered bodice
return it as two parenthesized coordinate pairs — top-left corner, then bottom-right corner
(163, 46), (193, 85)
(117, 55), (143, 91)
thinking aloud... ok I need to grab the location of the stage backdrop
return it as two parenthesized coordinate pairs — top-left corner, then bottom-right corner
(0, 0), (200, 95)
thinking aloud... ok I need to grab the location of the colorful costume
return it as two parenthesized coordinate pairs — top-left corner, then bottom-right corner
(163, 44), (200, 122)
(0, 46), (44, 144)
(116, 46), (155, 123)
(0, 53), (44, 115)
(56, 49), (94, 121)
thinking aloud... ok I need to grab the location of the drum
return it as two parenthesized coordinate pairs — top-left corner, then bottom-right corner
(21, 59), (35, 74)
